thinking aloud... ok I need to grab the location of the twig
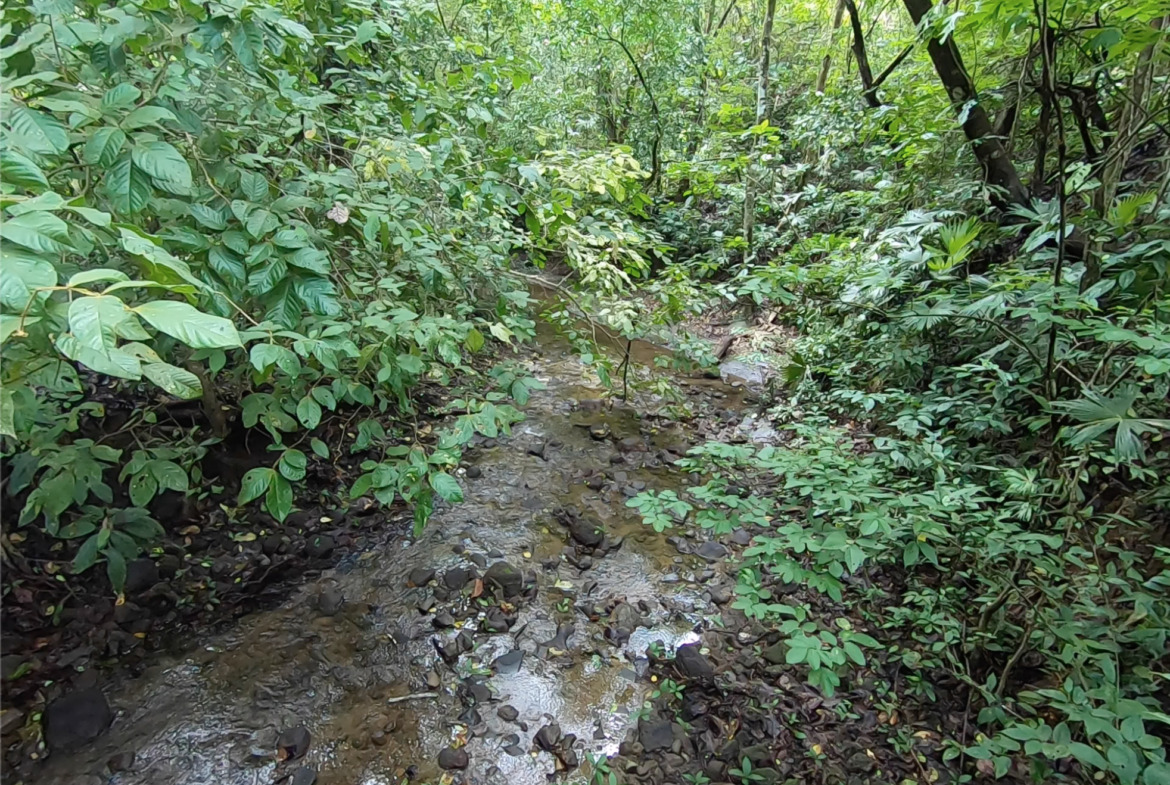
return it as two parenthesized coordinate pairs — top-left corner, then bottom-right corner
(386, 692), (439, 704)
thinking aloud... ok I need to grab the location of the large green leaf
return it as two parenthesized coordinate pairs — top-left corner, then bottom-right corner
(133, 300), (242, 349)
(7, 107), (69, 155)
(239, 170), (269, 202)
(118, 229), (204, 288)
(0, 150), (50, 192)
(100, 83), (141, 113)
(189, 204), (227, 230)
(429, 471), (463, 503)
(0, 251), (57, 311)
(294, 276), (341, 315)
(105, 153), (153, 214)
(208, 245), (246, 284)
(131, 141), (192, 195)
(142, 361), (202, 398)
(68, 295), (131, 350)
(0, 210), (70, 253)
(55, 333), (142, 379)
(121, 105), (177, 130)
(83, 127), (127, 166)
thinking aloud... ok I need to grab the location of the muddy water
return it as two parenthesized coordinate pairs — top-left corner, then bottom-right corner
(35, 327), (750, 785)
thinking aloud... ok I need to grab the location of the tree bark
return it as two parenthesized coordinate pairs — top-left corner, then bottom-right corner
(843, 0), (879, 108)
(815, 0), (846, 93)
(743, 0), (776, 257)
(902, 0), (1028, 206)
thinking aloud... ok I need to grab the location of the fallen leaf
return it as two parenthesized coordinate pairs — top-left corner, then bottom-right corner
(470, 579), (484, 599)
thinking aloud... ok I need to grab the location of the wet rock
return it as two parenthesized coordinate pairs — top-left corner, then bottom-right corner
(497, 705), (519, 722)
(262, 535), (284, 555)
(113, 602), (144, 627)
(462, 678), (492, 704)
(662, 572), (680, 583)
(481, 607), (513, 633)
(675, 644), (716, 681)
(504, 744), (525, 757)
(541, 624), (573, 654)
(709, 584), (732, 605)
(426, 670), (441, 689)
(317, 589), (344, 616)
(305, 535), (334, 559)
(107, 750), (135, 772)
(618, 436), (643, 452)
(417, 596), (435, 613)
(492, 649), (524, 675)
(468, 552), (488, 569)
(556, 508), (604, 549)
(124, 558), (159, 593)
(291, 766), (318, 785)
(577, 555), (593, 570)
(408, 567), (436, 587)
(483, 561), (523, 599)
(458, 706), (483, 726)
(443, 566), (477, 591)
(589, 424), (611, 440)
(731, 529), (753, 546)
(847, 750), (877, 773)
(638, 720), (675, 752)
(608, 453), (624, 464)
(433, 612), (456, 629)
(44, 688), (112, 750)
(277, 726), (311, 760)
(527, 441), (549, 460)
(534, 723), (563, 752)
(696, 541), (728, 561)
(466, 466), (483, 479)
(585, 474), (605, 490)
(1, 709), (24, 735)
(438, 747), (469, 770)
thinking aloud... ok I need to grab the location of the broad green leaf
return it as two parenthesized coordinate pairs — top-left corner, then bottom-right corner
(239, 170), (269, 202)
(131, 141), (192, 195)
(465, 327), (484, 353)
(266, 474), (293, 521)
(287, 247), (330, 274)
(68, 269), (130, 287)
(238, 467), (273, 505)
(310, 438), (329, 458)
(100, 83), (141, 113)
(133, 300), (241, 348)
(189, 204), (227, 230)
(296, 395), (322, 429)
(278, 448), (307, 481)
(142, 362), (202, 399)
(118, 229), (203, 287)
(68, 295), (130, 350)
(429, 472), (463, 503)
(7, 107), (69, 154)
(208, 245), (246, 284)
(294, 276), (341, 315)
(0, 210), (69, 253)
(250, 343), (301, 376)
(83, 127), (127, 166)
(0, 252), (57, 310)
(55, 333), (142, 379)
(0, 150), (50, 191)
(245, 208), (278, 238)
(121, 105), (176, 130)
(104, 152), (152, 214)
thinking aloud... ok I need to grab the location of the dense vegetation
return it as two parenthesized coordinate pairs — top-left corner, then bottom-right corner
(2, 0), (1168, 781)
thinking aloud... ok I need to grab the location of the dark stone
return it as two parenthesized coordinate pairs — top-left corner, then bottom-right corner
(497, 705), (519, 722)
(305, 535), (334, 559)
(562, 513), (603, 549)
(438, 747), (469, 770)
(407, 567), (436, 587)
(417, 596), (435, 613)
(371, 731), (388, 747)
(44, 688), (112, 750)
(1, 709), (25, 735)
(847, 751), (877, 773)
(291, 766), (318, 785)
(696, 541), (729, 561)
(462, 678), (492, 704)
(468, 552), (487, 569)
(493, 649), (524, 675)
(483, 562), (523, 599)
(709, 584), (732, 604)
(761, 641), (788, 665)
(481, 608), (513, 633)
(107, 750), (135, 772)
(124, 558), (159, 593)
(262, 535), (283, 555)
(638, 720), (674, 752)
(504, 744), (525, 757)
(585, 475), (605, 490)
(675, 644), (715, 681)
(433, 612), (456, 629)
(618, 436), (643, 452)
(458, 706), (482, 726)
(589, 424), (611, 441)
(731, 529), (753, 546)
(277, 726), (311, 760)
(534, 723), (562, 752)
(542, 624), (573, 653)
(317, 589), (344, 616)
(466, 466), (483, 479)
(442, 566), (477, 591)
(113, 602), (144, 626)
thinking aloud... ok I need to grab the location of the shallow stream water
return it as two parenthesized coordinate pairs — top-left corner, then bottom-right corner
(34, 321), (764, 785)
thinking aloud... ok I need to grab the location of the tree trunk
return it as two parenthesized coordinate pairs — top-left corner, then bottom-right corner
(902, 0), (1028, 206)
(843, 0), (880, 108)
(815, 0), (846, 93)
(743, 0), (776, 257)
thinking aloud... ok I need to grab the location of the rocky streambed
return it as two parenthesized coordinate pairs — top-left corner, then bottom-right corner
(24, 323), (794, 785)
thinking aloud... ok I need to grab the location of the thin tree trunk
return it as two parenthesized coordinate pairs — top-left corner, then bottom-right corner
(902, 0), (1028, 206)
(815, 0), (846, 93)
(743, 0), (777, 257)
(843, 0), (880, 108)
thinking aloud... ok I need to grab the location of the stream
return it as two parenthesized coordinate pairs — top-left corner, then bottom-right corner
(33, 320), (768, 785)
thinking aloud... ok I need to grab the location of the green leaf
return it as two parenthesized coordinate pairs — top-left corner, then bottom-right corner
(72, 534), (101, 573)
(310, 438), (329, 458)
(249, 258), (287, 294)
(294, 276), (341, 315)
(266, 474), (294, 522)
(208, 245), (246, 284)
(465, 327), (484, 353)
(239, 170), (269, 202)
(238, 467), (273, 505)
(189, 204), (228, 230)
(83, 127), (127, 166)
(279, 448), (307, 481)
(245, 208), (278, 239)
(68, 295), (130, 349)
(429, 472), (463, 503)
(121, 105), (176, 130)
(100, 83), (141, 113)
(250, 343), (301, 376)
(0, 210), (69, 253)
(104, 547), (127, 592)
(133, 300), (241, 348)
(105, 152), (153, 214)
(55, 333), (142, 379)
(8, 107), (69, 154)
(296, 395), (322, 429)
(0, 252), (57, 311)
(142, 362), (202, 399)
(118, 229), (204, 288)
(128, 471), (158, 506)
(287, 247), (330, 274)
(0, 150), (50, 191)
(131, 141), (192, 195)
